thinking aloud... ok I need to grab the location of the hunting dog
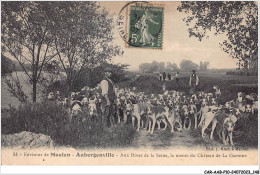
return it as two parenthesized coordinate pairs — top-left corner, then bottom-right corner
(146, 105), (169, 134)
(125, 102), (152, 131)
(182, 105), (191, 130)
(201, 110), (237, 145)
(213, 85), (221, 98)
(70, 100), (83, 119)
(166, 108), (183, 133)
(189, 104), (198, 129)
(198, 105), (218, 128)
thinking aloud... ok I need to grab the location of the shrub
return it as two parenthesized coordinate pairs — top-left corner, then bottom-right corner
(234, 114), (258, 147)
(1, 101), (136, 148)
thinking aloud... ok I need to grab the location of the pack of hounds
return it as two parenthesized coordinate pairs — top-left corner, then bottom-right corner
(47, 85), (258, 146)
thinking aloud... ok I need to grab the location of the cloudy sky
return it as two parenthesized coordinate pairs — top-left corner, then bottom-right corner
(100, 1), (238, 71)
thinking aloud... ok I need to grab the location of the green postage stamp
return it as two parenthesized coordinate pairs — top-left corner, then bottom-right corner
(128, 5), (164, 49)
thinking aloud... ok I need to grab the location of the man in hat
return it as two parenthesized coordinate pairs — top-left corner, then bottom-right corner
(100, 67), (116, 127)
(189, 70), (199, 95)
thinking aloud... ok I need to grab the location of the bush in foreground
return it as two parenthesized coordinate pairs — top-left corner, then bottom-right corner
(234, 114), (258, 147)
(1, 101), (136, 148)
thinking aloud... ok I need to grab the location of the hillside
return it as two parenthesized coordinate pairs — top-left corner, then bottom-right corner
(1, 54), (31, 74)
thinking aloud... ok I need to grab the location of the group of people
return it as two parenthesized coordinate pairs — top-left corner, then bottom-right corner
(158, 70), (199, 95)
(100, 67), (200, 127)
(159, 72), (177, 82)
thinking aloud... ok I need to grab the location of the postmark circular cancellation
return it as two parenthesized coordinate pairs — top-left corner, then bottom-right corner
(117, 1), (164, 49)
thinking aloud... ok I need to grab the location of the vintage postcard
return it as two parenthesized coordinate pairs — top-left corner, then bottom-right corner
(1, 0), (258, 170)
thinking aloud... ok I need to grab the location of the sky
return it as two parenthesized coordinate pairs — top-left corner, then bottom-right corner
(3, 1), (239, 72)
(99, 1), (238, 71)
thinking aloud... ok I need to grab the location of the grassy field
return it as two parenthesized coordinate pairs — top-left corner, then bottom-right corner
(1, 101), (136, 149)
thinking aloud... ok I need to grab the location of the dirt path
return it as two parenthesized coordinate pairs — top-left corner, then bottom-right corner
(131, 127), (223, 149)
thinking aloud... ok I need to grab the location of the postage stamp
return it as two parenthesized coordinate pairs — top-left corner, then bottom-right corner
(117, 2), (164, 49)
(128, 5), (164, 49)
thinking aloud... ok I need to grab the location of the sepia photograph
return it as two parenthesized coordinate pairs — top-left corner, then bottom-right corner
(1, 0), (258, 170)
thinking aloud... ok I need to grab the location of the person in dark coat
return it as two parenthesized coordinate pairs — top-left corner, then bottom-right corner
(189, 70), (199, 95)
(167, 73), (171, 80)
(163, 72), (166, 82)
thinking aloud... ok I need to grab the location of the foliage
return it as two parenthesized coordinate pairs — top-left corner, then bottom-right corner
(51, 2), (122, 92)
(46, 63), (130, 94)
(166, 62), (179, 72)
(1, 54), (15, 76)
(38, 60), (64, 96)
(1, 100), (136, 148)
(139, 61), (179, 73)
(3, 72), (29, 104)
(199, 61), (210, 70)
(2, 1), (123, 102)
(234, 114), (258, 147)
(2, 2), (57, 102)
(177, 2), (258, 72)
(180, 59), (199, 71)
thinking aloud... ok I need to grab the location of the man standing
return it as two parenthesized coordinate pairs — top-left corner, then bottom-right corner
(189, 70), (199, 95)
(100, 67), (116, 127)
(167, 73), (171, 80)
(163, 72), (166, 82)
(176, 71), (180, 83)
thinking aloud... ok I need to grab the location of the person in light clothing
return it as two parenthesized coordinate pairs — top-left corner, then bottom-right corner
(100, 67), (116, 127)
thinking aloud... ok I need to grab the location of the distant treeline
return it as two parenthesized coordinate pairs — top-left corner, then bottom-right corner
(139, 60), (210, 73)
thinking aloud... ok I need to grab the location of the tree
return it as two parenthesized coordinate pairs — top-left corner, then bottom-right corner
(150, 61), (160, 73)
(158, 62), (165, 72)
(139, 61), (179, 73)
(166, 62), (179, 72)
(180, 59), (199, 71)
(199, 61), (210, 70)
(178, 2), (258, 74)
(139, 63), (151, 73)
(2, 2), (57, 102)
(51, 2), (122, 93)
(71, 63), (129, 91)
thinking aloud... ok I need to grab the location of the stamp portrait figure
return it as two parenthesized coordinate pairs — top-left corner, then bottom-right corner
(135, 9), (159, 46)
(128, 5), (164, 49)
